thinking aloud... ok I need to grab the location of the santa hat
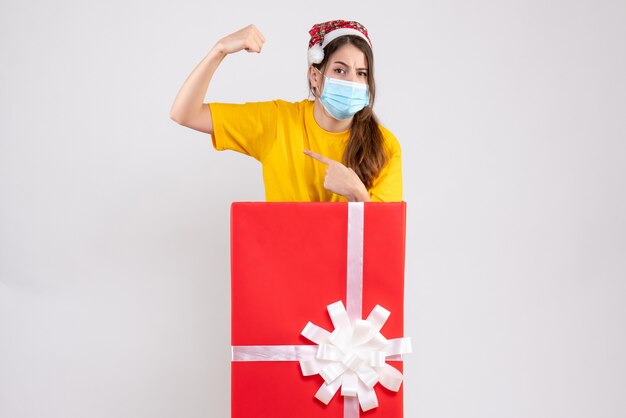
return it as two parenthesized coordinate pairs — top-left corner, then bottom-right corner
(307, 20), (372, 66)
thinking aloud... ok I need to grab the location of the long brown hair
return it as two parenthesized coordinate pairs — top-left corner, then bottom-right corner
(310, 36), (387, 190)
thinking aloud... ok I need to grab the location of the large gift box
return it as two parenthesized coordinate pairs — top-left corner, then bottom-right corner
(230, 202), (411, 417)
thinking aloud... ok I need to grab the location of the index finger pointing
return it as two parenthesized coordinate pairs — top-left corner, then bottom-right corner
(304, 149), (332, 165)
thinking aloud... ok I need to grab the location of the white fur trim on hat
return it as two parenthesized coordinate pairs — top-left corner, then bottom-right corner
(307, 43), (325, 65)
(321, 27), (371, 49)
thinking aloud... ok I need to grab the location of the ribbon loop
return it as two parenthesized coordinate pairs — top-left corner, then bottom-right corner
(356, 382), (379, 412)
(366, 305), (390, 334)
(356, 365), (379, 388)
(369, 350), (386, 367)
(320, 362), (348, 384)
(315, 378), (342, 405)
(328, 301), (352, 332)
(341, 372), (359, 397)
(301, 322), (331, 344)
(385, 337), (413, 357)
(351, 319), (373, 346)
(329, 328), (349, 350)
(378, 363), (404, 392)
(300, 358), (328, 376)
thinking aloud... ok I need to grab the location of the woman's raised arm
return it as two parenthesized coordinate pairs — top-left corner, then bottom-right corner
(169, 24), (265, 134)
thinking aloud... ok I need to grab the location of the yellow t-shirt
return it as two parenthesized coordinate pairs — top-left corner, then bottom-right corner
(209, 99), (402, 202)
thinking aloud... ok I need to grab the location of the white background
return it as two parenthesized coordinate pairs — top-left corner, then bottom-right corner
(1, 0), (625, 417)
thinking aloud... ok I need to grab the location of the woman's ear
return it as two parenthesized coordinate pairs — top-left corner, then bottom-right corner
(308, 66), (318, 84)
(309, 66), (322, 97)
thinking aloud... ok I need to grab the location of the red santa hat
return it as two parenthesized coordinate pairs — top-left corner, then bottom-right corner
(307, 20), (372, 66)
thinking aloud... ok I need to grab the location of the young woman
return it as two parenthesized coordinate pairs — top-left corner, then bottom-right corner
(170, 20), (402, 202)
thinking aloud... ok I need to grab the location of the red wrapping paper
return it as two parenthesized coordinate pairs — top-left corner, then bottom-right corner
(231, 202), (407, 417)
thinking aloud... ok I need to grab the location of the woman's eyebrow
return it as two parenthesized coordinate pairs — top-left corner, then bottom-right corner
(332, 60), (369, 71)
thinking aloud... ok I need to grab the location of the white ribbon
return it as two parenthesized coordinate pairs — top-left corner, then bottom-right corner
(231, 202), (412, 417)
(300, 301), (412, 412)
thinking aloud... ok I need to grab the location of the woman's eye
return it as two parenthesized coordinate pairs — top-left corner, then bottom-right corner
(334, 68), (346, 74)
(358, 72), (368, 77)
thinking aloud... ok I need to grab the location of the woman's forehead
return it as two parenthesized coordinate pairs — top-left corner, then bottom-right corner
(328, 44), (368, 68)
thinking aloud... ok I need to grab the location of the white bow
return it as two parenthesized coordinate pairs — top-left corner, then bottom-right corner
(300, 301), (412, 412)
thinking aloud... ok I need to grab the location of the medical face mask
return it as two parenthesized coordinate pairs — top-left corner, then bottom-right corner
(316, 70), (370, 120)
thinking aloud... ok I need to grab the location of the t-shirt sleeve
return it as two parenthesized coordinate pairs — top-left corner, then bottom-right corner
(368, 132), (403, 202)
(209, 101), (278, 162)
